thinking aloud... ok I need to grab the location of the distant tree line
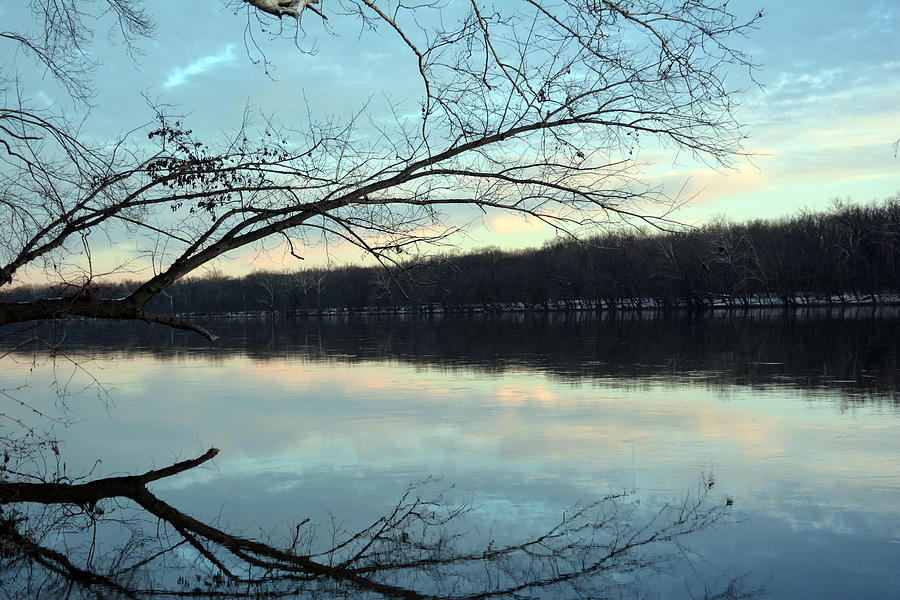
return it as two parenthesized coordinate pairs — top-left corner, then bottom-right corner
(7, 198), (900, 315)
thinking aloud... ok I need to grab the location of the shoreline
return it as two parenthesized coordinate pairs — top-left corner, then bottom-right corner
(171, 296), (900, 319)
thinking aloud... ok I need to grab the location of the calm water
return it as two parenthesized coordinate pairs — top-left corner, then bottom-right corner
(3, 309), (900, 598)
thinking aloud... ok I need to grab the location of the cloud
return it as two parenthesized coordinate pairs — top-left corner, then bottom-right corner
(164, 45), (237, 88)
(488, 213), (545, 235)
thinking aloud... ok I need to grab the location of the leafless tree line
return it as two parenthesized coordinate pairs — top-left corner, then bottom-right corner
(23, 197), (893, 316)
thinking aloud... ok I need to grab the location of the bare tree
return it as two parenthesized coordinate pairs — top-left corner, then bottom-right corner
(0, 0), (154, 104)
(1, 0), (760, 338)
(1, 1), (761, 598)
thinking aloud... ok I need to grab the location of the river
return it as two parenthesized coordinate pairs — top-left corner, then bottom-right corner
(2, 308), (899, 598)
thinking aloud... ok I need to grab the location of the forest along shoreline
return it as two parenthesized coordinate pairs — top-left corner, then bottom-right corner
(7, 198), (900, 316)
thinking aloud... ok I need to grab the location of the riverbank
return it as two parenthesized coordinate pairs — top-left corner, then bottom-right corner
(169, 292), (900, 319)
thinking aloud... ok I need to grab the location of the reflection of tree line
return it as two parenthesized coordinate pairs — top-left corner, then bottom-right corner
(17, 309), (900, 399)
(7, 200), (900, 315)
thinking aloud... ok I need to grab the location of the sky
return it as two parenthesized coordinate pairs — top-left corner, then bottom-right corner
(3, 0), (899, 277)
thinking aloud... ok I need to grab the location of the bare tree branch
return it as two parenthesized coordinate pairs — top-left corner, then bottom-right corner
(1, 2), (762, 598)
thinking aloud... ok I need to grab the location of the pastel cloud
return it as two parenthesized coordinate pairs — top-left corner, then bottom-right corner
(164, 45), (237, 89)
(489, 213), (546, 235)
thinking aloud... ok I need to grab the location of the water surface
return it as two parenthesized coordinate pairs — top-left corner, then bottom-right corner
(3, 309), (899, 598)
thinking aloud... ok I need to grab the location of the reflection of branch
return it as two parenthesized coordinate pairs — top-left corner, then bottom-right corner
(10, 526), (139, 599)
(0, 448), (220, 504)
(1, 448), (745, 599)
(0, 448), (429, 598)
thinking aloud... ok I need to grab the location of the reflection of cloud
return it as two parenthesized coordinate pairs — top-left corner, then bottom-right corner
(12, 350), (900, 530)
(164, 45), (236, 88)
(494, 384), (563, 407)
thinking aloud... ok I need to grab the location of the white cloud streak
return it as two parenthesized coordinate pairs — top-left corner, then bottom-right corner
(164, 45), (236, 88)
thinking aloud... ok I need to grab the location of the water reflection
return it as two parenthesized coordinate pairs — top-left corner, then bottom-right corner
(2, 309), (899, 598)
(13, 307), (900, 399)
